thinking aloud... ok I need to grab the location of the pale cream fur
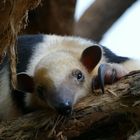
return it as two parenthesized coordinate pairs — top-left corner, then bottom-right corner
(25, 35), (102, 108)
(27, 35), (105, 76)
(121, 59), (140, 72)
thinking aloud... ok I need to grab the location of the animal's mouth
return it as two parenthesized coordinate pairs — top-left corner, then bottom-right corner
(46, 96), (73, 116)
(54, 102), (73, 116)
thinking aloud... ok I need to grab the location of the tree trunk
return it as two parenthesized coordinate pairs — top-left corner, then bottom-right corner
(74, 0), (136, 42)
(0, 0), (41, 88)
(23, 0), (76, 35)
(0, 71), (140, 140)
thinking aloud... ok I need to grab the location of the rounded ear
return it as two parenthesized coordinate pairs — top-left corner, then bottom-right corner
(17, 73), (34, 93)
(80, 45), (102, 72)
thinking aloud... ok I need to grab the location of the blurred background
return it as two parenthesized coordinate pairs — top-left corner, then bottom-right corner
(22, 0), (140, 59)
(75, 0), (140, 59)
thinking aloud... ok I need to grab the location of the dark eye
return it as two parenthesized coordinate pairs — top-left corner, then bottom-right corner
(72, 69), (85, 82)
(77, 72), (83, 80)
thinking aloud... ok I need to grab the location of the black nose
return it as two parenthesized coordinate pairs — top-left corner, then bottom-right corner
(56, 101), (72, 116)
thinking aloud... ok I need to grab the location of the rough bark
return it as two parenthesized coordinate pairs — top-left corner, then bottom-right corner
(74, 0), (136, 42)
(0, 0), (41, 88)
(23, 0), (76, 35)
(0, 71), (140, 140)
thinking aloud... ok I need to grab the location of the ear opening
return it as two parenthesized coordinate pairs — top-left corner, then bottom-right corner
(81, 45), (102, 72)
(17, 73), (34, 93)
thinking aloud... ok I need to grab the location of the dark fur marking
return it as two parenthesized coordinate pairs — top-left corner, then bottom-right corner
(11, 90), (36, 114)
(17, 34), (44, 73)
(102, 46), (129, 63)
(14, 35), (45, 114)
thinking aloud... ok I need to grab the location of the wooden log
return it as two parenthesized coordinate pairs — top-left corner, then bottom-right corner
(0, 71), (140, 140)
(74, 0), (136, 41)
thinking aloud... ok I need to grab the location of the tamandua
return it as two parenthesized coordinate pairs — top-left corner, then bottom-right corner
(0, 34), (140, 120)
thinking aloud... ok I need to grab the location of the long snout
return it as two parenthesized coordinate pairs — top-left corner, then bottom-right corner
(47, 88), (74, 116)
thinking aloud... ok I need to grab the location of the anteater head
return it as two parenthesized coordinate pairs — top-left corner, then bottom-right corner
(17, 45), (101, 116)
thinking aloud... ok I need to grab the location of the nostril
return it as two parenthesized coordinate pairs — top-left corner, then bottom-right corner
(56, 101), (72, 116)
(63, 103), (72, 115)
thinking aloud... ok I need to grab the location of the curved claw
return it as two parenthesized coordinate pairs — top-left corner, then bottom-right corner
(92, 63), (125, 94)
(98, 64), (117, 93)
(98, 64), (106, 93)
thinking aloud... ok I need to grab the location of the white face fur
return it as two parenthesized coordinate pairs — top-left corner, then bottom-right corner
(34, 51), (92, 109)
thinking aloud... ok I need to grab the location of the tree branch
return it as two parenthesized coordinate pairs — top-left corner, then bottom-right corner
(0, 71), (140, 140)
(0, 0), (41, 88)
(74, 0), (136, 41)
(23, 0), (76, 35)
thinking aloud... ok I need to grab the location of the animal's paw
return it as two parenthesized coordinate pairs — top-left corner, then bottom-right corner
(92, 63), (128, 93)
